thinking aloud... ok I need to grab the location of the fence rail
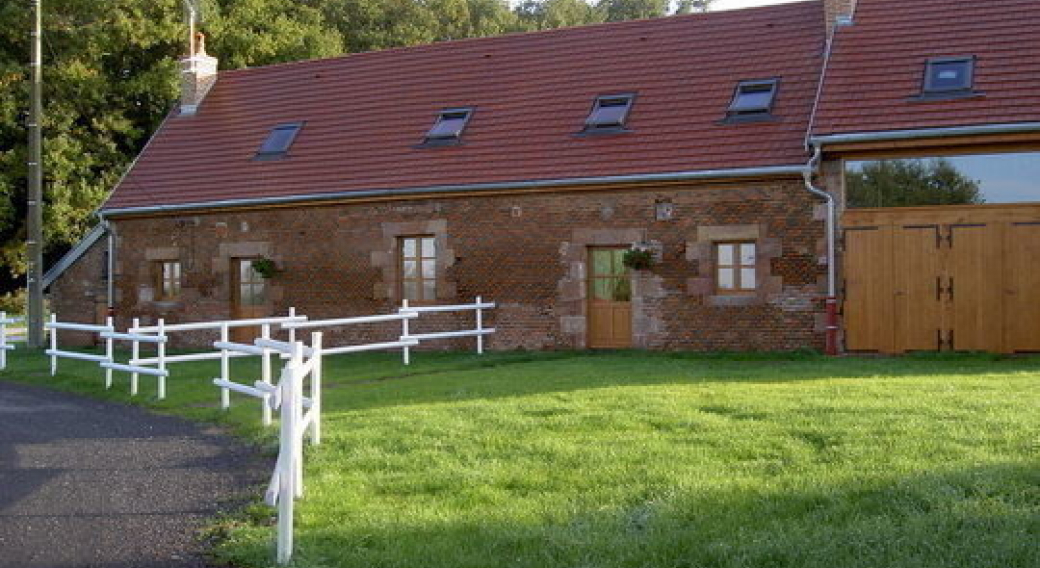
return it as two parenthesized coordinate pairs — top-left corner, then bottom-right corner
(45, 314), (114, 382)
(1, 312), (24, 370)
(399, 296), (496, 364)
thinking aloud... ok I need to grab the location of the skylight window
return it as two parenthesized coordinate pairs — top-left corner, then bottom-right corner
(727, 79), (779, 119)
(255, 122), (302, 160)
(583, 94), (635, 132)
(423, 108), (473, 145)
(924, 56), (974, 93)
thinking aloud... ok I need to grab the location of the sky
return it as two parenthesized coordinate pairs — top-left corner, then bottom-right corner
(711, 0), (806, 10)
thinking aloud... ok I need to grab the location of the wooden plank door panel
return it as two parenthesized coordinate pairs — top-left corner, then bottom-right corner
(948, 224), (1005, 352)
(1004, 223), (1040, 352)
(843, 226), (894, 352)
(893, 225), (942, 351)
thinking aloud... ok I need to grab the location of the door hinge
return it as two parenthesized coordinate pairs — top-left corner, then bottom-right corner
(938, 329), (955, 351)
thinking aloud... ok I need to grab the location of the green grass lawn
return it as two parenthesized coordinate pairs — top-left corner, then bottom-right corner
(2, 348), (1038, 568)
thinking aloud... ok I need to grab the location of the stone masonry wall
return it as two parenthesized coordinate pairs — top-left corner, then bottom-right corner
(53, 178), (829, 351)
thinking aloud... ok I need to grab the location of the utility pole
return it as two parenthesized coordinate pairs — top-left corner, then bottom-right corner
(26, 0), (44, 347)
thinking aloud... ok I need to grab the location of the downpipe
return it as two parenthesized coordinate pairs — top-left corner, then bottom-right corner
(803, 145), (839, 355)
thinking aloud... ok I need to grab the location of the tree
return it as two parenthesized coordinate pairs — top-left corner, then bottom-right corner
(0, 0), (342, 299)
(846, 159), (984, 208)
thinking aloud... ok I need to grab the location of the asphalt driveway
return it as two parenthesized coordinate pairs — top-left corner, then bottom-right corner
(0, 380), (267, 568)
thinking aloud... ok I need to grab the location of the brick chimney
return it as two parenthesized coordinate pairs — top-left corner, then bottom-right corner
(823, 0), (857, 37)
(179, 32), (217, 116)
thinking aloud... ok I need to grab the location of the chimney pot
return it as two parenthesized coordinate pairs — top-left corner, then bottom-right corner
(823, 0), (857, 37)
(179, 32), (217, 116)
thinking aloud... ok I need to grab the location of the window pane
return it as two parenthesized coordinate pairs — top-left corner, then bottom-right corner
(588, 102), (628, 127)
(240, 283), (253, 305)
(422, 281), (436, 301)
(740, 243), (756, 266)
(718, 268), (735, 289)
(259, 125), (300, 154)
(421, 238), (435, 258)
(717, 244), (734, 266)
(403, 260), (418, 279)
(172, 262), (181, 279)
(593, 278), (612, 300)
(610, 250), (628, 276)
(740, 268), (756, 290)
(421, 259), (436, 279)
(403, 281), (419, 301)
(613, 277), (631, 302)
(928, 60), (971, 91)
(240, 260), (252, 281)
(732, 88), (774, 111)
(402, 238), (417, 258)
(846, 153), (1040, 207)
(592, 250), (612, 277)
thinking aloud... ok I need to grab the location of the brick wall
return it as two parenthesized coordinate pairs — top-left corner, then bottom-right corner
(48, 238), (108, 347)
(53, 177), (828, 351)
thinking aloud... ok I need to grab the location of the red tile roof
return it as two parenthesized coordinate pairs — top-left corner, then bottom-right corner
(813, 0), (1040, 137)
(103, 1), (825, 212)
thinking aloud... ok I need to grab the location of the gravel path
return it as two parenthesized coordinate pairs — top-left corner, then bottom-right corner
(0, 380), (268, 568)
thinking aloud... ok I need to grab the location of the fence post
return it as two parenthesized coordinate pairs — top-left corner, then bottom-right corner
(476, 295), (484, 355)
(130, 317), (140, 396)
(0, 311), (6, 371)
(104, 316), (114, 389)
(277, 361), (296, 565)
(157, 318), (166, 400)
(49, 314), (57, 376)
(290, 341), (304, 499)
(220, 322), (230, 410)
(288, 307), (297, 346)
(261, 323), (272, 426)
(401, 299), (411, 366)
(310, 331), (322, 446)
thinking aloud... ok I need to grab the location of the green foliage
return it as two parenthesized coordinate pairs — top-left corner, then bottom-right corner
(0, 0), (713, 295)
(621, 246), (653, 269)
(846, 158), (985, 208)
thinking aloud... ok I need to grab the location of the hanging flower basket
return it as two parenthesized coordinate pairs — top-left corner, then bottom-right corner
(622, 245), (654, 270)
(251, 258), (280, 279)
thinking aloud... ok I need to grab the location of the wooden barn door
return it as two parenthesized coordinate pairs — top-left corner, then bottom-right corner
(587, 247), (632, 349)
(842, 204), (1040, 354)
(230, 257), (268, 342)
(842, 226), (894, 352)
(948, 224), (1005, 352)
(893, 225), (943, 351)
(1004, 222), (1040, 352)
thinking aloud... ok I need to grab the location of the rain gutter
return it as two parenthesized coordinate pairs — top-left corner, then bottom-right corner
(98, 164), (807, 218)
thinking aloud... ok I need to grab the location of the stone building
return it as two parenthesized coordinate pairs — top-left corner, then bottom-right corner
(47, 0), (1040, 353)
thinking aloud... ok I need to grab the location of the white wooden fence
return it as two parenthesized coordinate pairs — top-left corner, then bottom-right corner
(280, 311), (419, 363)
(38, 299), (495, 403)
(0, 312), (23, 370)
(131, 309), (305, 412)
(213, 333), (323, 564)
(399, 296), (496, 364)
(45, 314), (114, 380)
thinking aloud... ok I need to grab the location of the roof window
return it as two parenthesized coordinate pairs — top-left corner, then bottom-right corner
(255, 122), (302, 160)
(726, 79), (778, 120)
(583, 94), (635, 133)
(423, 108), (473, 145)
(923, 56), (974, 94)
